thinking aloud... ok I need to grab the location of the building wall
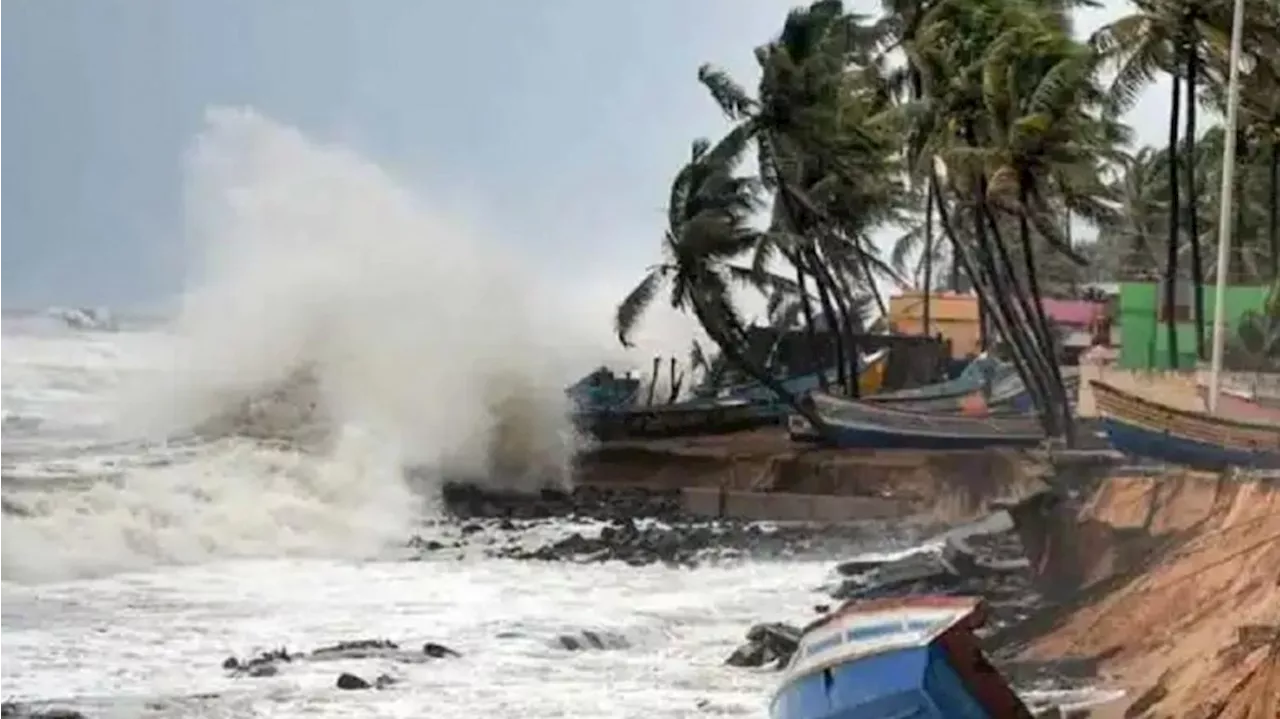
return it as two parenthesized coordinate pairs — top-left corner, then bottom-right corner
(1117, 283), (1270, 370)
(889, 292), (981, 358)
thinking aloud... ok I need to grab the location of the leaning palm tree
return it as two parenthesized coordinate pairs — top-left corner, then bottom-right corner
(698, 0), (902, 397)
(613, 137), (831, 433)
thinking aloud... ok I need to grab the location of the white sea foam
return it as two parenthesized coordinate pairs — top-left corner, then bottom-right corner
(3, 107), (693, 583)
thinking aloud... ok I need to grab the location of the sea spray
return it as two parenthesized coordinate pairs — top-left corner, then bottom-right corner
(157, 106), (583, 487)
(2, 107), (625, 582)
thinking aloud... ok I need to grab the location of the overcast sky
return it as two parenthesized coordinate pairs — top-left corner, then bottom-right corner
(3, 0), (1174, 310)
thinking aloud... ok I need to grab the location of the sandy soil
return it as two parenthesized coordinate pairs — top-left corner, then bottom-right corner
(1022, 471), (1280, 718)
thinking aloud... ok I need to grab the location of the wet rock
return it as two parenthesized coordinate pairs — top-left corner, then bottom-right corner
(310, 639), (399, 660)
(0, 705), (87, 719)
(423, 642), (460, 658)
(223, 648), (292, 677)
(725, 622), (801, 669)
(336, 672), (371, 690)
(556, 630), (630, 651)
(440, 483), (683, 522)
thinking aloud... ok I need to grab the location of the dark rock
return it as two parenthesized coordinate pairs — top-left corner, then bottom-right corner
(460, 523), (484, 536)
(310, 639), (398, 660)
(225, 647), (291, 677)
(725, 622), (801, 669)
(1, 706), (87, 719)
(556, 630), (629, 651)
(374, 674), (397, 689)
(336, 672), (370, 690)
(423, 642), (460, 658)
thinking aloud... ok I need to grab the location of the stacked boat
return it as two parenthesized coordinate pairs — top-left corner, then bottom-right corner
(573, 350), (890, 441)
(786, 354), (1062, 449)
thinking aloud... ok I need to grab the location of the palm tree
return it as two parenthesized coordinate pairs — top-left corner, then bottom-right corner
(963, 6), (1119, 441)
(613, 137), (831, 432)
(698, 0), (904, 397)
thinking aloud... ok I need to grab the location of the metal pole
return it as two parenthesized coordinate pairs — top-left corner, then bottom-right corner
(1207, 0), (1247, 414)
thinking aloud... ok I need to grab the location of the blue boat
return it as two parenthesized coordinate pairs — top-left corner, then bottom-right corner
(771, 596), (1033, 719)
(711, 349), (891, 404)
(1092, 380), (1280, 470)
(788, 392), (1045, 449)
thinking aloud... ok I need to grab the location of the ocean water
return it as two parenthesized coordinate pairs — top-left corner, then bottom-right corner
(0, 316), (867, 719)
(0, 109), (879, 718)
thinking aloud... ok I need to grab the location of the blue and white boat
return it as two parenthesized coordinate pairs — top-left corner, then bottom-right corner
(771, 596), (1033, 719)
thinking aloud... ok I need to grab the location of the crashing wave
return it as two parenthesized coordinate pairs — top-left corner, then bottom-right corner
(183, 363), (574, 491)
(187, 364), (333, 449)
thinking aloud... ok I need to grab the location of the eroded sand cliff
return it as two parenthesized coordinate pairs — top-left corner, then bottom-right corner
(1019, 471), (1280, 718)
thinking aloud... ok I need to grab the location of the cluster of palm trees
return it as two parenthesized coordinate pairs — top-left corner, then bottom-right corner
(614, 0), (1280, 444)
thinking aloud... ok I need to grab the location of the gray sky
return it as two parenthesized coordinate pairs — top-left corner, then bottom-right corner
(2, 0), (1172, 310)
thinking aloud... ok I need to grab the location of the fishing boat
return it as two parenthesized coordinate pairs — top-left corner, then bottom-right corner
(788, 391), (1045, 449)
(1092, 380), (1280, 470)
(713, 349), (891, 403)
(1196, 386), (1280, 426)
(579, 350), (894, 441)
(771, 595), (1033, 719)
(574, 397), (779, 441)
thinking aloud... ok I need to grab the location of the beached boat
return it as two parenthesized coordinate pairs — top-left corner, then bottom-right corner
(714, 349), (891, 403)
(771, 595), (1034, 719)
(579, 350), (894, 441)
(575, 397), (778, 441)
(787, 391), (1045, 449)
(1092, 380), (1280, 470)
(1196, 387), (1280, 426)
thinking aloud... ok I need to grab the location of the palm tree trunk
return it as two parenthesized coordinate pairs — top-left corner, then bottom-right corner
(1165, 73), (1183, 370)
(923, 178), (935, 338)
(1270, 141), (1279, 281)
(979, 198), (1063, 438)
(1018, 174), (1076, 446)
(1234, 129), (1247, 284)
(1185, 41), (1207, 360)
(811, 245), (861, 397)
(791, 256), (827, 390)
(690, 294), (832, 438)
(932, 170), (1054, 429)
(809, 249), (848, 393)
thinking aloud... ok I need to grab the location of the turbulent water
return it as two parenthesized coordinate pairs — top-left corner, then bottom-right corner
(0, 109), (893, 717)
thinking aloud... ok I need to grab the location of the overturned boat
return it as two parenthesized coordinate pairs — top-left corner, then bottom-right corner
(771, 595), (1034, 719)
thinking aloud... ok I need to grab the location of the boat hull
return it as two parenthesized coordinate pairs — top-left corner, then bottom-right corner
(789, 392), (1045, 449)
(1100, 416), (1280, 470)
(575, 401), (778, 441)
(772, 644), (992, 719)
(1091, 380), (1280, 470)
(772, 596), (1031, 719)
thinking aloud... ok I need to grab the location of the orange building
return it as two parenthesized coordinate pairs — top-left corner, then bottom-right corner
(888, 292), (981, 358)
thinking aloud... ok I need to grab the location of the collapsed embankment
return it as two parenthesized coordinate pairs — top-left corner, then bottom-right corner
(1008, 470), (1280, 718)
(572, 430), (1048, 523)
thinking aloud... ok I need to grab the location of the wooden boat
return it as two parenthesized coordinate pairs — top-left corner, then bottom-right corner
(870, 354), (1014, 402)
(771, 595), (1033, 719)
(574, 397), (777, 441)
(580, 350), (894, 441)
(1195, 387), (1280, 426)
(1092, 380), (1280, 470)
(788, 391), (1045, 449)
(714, 349), (891, 403)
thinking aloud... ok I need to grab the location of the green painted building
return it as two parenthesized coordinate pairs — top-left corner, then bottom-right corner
(1117, 282), (1271, 370)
